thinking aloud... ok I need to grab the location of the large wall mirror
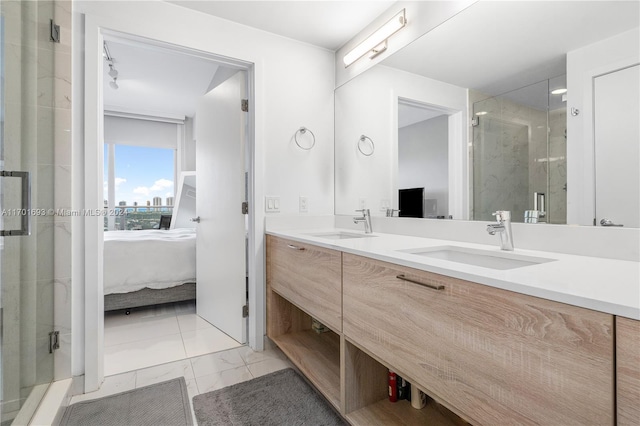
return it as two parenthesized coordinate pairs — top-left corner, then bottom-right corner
(335, 1), (639, 227)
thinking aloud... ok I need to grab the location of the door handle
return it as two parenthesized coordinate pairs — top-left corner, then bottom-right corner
(190, 216), (201, 223)
(600, 218), (623, 227)
(0, 171), (31, 236)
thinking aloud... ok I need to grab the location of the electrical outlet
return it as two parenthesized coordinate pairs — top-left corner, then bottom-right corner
(358, 198), (366, 209)
(265, 196), (280, 212)
(299, 196), (308, 213)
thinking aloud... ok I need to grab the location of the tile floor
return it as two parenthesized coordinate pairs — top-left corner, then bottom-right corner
(103, 300), (244, 376)
(73, 301), (293, 424)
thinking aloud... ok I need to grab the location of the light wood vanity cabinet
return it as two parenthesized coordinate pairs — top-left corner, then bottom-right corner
(342, 253), (615, 426)
(266, 235), (621, 425)
(266, 235), (343, 410)
(616, 316), (640, 425)
(266, 235), (342, 332)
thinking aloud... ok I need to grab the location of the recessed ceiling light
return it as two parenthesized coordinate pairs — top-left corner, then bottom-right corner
(551, 88), (567, 95)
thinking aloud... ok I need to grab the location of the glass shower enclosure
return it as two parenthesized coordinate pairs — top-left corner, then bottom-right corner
(471, 76), (567, 224)
(1, 1), (57, 424)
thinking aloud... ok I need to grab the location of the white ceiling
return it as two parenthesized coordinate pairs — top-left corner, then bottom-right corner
(104, 1), (396, 117)
(166, 1), (396, 50)
(398, 102), (444, 128)
(103, 37), (222, 117)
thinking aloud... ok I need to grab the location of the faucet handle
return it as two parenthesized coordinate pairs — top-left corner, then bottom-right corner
(492, 210), (511, 221)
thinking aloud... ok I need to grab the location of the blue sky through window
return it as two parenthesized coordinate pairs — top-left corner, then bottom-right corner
(104, 144), (175, 206)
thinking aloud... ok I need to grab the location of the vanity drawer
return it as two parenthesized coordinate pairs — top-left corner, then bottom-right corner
(342, 253), (614, 426)
(266, 235), (342, 332)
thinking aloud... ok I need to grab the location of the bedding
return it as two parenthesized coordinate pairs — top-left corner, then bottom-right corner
(104, 228), (196, 295)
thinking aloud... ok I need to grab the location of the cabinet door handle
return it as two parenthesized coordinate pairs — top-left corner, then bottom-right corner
(396, 274), (444, 291)
(287, 244), (305, 251)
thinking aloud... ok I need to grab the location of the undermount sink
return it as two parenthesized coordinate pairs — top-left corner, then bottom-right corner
(399, 245), (555, 270)
(307, 231), (376, 240)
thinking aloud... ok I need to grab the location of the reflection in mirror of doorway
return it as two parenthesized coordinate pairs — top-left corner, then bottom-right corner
(398, 100), (449, 219)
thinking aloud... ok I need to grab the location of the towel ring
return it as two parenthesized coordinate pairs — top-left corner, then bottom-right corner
(294, 127), (316, 150)
(358, 135), (375, 156)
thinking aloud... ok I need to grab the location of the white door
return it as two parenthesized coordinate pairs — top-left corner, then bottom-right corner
(195, 71), (247, 343)
(594, 64), (640, 228)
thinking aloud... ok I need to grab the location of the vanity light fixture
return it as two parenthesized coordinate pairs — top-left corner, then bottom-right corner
(551, 88), (567, 95)
(343, 9), (406, 68)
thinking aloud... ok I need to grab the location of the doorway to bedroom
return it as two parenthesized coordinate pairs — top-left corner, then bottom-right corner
(100, 34), (249, 376)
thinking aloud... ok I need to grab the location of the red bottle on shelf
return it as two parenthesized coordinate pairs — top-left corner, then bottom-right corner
(388, 370), (398, 402)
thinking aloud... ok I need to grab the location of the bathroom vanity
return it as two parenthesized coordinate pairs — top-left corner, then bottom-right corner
(266, 229), (639, 425)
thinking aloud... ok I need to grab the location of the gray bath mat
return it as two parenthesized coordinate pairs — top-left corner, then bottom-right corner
(60, 377), (193, 426)
(192, 368), (346, 425)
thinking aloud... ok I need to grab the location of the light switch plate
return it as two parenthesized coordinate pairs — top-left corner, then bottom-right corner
(265, 196), (280, 212)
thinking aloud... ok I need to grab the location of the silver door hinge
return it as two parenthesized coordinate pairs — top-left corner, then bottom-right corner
(49, 331), (60, 353)
(242, 305), (249, 318)
(471, 116), (479, 127)
(242, 201), (249, 215)
(241, 99), (249, 112)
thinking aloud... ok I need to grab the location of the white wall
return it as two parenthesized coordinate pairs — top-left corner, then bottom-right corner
(398, 115), (449, 217)
(335, 65), (467, 217)
(566, 28), (640, 225)
(72, 0), (335, 387)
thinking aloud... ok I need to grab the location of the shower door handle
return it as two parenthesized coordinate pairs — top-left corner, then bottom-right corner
(0, 171), (32, 236)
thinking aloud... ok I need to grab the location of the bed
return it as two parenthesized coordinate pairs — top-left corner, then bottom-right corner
(103, 228), (196, 311)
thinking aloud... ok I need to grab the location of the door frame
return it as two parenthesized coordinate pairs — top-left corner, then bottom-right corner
(392, 94), (468, 220)
(566, 53), (640, 225)
(77, 14), (260, 393)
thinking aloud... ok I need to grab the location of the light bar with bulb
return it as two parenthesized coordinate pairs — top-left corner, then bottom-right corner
(343, 9), (406, 68)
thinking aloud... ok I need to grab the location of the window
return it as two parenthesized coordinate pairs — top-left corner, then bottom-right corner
(104, 144), (175, 230)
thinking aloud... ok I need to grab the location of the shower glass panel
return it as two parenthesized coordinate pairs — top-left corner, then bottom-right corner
(471, 77), (567, 224)
(1, 1), (56, 424)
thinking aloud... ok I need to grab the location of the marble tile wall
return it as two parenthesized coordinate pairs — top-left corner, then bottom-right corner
(470, 83), (567, 224)
(0, 0), (72, 422)
(472, 95), (537, 222)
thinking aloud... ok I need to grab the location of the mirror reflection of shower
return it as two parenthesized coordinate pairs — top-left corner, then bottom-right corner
(471, 75), (567, 224)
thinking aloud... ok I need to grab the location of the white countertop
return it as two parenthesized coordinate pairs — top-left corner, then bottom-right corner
(267, 228), (640, 320)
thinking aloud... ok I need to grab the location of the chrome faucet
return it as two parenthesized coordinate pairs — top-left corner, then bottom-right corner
(486, 210), (514, 251)
(353, 209), (373, 234)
